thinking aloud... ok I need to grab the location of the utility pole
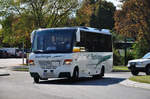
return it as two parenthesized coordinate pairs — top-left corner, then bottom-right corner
(124, 37), (127, 66)
(22, 41), (24, 65)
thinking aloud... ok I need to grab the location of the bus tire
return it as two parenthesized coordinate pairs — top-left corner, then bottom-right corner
(100, 66), (105, 78)
(72, 67), (79, 80)
(93, 66), (105, 79)
(34, 77), (39, 83)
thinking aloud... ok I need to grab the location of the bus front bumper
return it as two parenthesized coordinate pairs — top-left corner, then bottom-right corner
(29, 66), (72, 78)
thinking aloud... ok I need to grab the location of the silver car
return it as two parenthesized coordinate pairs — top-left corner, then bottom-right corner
(128, 52), (150, 75)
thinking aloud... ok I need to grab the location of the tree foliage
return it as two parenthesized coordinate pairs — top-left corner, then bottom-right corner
(0, 0), (78, 48)
(76, 0), (116, 29)
(114, 0), (150, 58)
(76, 0), (94, 26)
(92, 0), (116, 29)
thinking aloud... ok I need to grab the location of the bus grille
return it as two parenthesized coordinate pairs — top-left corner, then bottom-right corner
(38, 60), (61, 69)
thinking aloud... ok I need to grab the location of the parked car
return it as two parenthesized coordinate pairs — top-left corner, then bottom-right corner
(16, 49), (29, 58)
(0, 48), (19, 57)
(127, 52), (150, 75)
(0, 49), (8, 58)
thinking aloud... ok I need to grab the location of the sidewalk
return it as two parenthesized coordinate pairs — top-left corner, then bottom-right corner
(0, 58), (25, 76)
(0, 69), (10, 76)
(120, 79), (150, 90)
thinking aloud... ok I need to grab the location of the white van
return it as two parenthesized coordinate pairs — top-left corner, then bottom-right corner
(0, 48), (19, 57)
(28, 27), (113, 83)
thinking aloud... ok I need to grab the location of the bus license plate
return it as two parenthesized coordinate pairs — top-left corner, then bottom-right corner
(51, 61), (60, 66)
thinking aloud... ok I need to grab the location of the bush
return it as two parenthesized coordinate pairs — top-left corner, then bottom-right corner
(113, 49), (136, 66)
(113, 49), (124, 66)
(133, 40), (150, 59)
(126, 50), (135, 61)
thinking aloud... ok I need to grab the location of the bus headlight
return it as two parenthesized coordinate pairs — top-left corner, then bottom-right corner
(29, 60), (35, 65)
(63, 59), (73, 65)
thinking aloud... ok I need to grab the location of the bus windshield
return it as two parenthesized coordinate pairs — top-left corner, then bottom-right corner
(32, 29), (76, 53)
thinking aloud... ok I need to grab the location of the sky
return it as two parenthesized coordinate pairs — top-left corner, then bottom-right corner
(106, 0), (122, 9)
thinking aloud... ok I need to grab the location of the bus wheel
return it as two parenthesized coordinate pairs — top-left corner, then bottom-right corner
(93, 67), (105, 79)
(34, 77), (39, 83)
(72, 67), (79, 80)
(99, 66), (105, 78)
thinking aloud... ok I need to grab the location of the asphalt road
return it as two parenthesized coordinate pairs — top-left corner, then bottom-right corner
(0, 59), (150, 99)
(0, 71), (150, 99)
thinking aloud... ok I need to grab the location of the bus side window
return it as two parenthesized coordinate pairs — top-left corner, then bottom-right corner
(75, 31), (112, 52)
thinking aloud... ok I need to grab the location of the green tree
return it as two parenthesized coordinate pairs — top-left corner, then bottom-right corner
(0, 15), (14, 47)
(76, 0), (94, 26)
(76, 0), (116, 29)
(0, 0), (78, 28)
(91, 0), (116, 29)
(0, 0), (79, 48)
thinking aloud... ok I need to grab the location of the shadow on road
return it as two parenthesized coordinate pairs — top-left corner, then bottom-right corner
(38, 77), (126, 86)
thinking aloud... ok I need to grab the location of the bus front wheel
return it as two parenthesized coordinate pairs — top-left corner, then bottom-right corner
(34, 77), (39, 83)
(72, 67), (79, 80)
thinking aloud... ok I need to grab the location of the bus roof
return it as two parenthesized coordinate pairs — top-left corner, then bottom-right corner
(36, 27), (111, 35)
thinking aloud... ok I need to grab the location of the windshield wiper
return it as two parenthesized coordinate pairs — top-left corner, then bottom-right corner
(33, 50), (44, 53)
(33, 50), (70, 53)
(42, 50), (57, 53)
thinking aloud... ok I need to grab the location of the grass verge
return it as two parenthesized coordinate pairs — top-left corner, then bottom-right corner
(19, 64), (28, 66)
(129, 76), (150, 84)
(112, 66), (130, 72)
(11, 66), (29, 72)
(13, 68), (29, 72)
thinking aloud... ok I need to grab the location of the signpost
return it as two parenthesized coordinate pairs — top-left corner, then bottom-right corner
(22, 41), (24, 65)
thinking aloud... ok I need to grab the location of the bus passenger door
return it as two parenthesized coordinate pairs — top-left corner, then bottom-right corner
(84, 53), (98, 76)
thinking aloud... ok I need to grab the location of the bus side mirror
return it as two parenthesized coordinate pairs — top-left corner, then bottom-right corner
(31, 30), (35, 43)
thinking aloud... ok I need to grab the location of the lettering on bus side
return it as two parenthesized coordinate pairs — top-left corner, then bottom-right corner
(85, 54), (112, 68)
(35, 55), (62, 59)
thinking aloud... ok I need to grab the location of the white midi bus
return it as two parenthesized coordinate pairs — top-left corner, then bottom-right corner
(29, 27), (113, 83)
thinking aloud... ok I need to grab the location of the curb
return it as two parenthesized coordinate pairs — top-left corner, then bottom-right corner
(120, 79), (150, 90)
(9, 66), (29, 72)
(112, 70), (130, 72)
